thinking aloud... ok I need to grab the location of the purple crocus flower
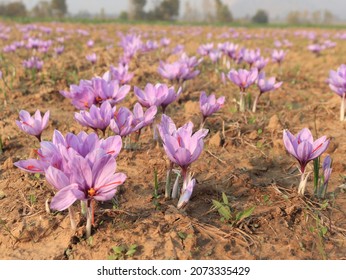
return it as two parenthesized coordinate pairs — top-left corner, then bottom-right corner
(134, 83), (169, 108)
(328, 64), (346, 120)
(197, 43), (214, 56)
(283, 128), (330, 174)
(157, 114), (177, 141)
(319, 155), (332, 198)
(86, 53), (97, 64)
(110, 108), (134, 137)
(158, 61), (184, 82)
(162, 119), (209, 174)
(257, 72), (283, 94)
(253, 57), (269, 72)
(199, 91), (225, 125)
(218, 42), (238, 60)
(161, 86), (182, 113)
(227, 68), (258, 92)
(242, 48), (261, 67)
(131, 103), (157, 132)
(87, 39), (94, 48)
(103, 63), (134, 85)
(23, 57), (43, 71)
(283, 128), (330, 195)
(307, 44), (324, 56)
(110, 103), (157, 137)
(54, 46), (64, 55)
(60, 80), (95, 110)
(48, 152), (126, 237)
(228, 68), (258, 112)
(271, 49), (286, 65)
(92, 78), (130, 105)
(209, 50), (222, 63)
(74, 101), (116, 135)
(160, 37), (171, 47)
(48, 154), (126, 210)
(16, 109), (50, 141)
(252, 72), (282, 112)
(177, 174), (196, 209)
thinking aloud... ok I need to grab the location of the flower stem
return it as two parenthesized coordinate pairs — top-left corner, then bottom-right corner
(165, 162), (173, 199)
(86, 206), (92, 238)
(298, 171), (310, 196)
(239, 92), (246, 112)
(80, 200), (87, 216)
(340, 93), (345, 121)
(313, 157), (320, 196)
(200, 116), (206, 129)
(68, 206), (77, 231)
(252, 93), (261, 113)
(171, 171), (181, 199)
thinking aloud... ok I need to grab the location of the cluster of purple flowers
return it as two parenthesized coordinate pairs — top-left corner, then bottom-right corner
(60, 67), (132, 110)
(22, 56), (44, 71)
(15, 129), (126, 236)
(134, 83), (182, 113)
(158, 53), (202, 83)
(227, 66), (282, 112)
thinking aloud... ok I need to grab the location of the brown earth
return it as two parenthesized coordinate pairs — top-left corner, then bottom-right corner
(0, 22), (345, 260)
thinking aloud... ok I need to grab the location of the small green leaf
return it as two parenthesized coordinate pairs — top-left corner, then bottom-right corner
(321, 227), (328, 236)
(125, 244), (137, 257)
(236, 206), (255, 222)
(112, 245), (125, 255)
(212, 200), (231, 221)
(320, 200), (329, 210)
(222, 192), (229, 205)
(177, 232), (187, 240)
(263, 194), (270, 203)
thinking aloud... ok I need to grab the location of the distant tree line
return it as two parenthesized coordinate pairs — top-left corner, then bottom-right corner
(0, 0), (338, 25)
(0, 0), (67, 18)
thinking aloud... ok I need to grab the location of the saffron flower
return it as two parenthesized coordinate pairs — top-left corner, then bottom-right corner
(319, 155), (332, 198)
(86, 53), (97, 64)
(161, 86), (182, 113)
(14, 129), (125, 237)
(22, 56), (43, 71)
(199, 91), (225, 127)
(92, 78), (130, 105)
(48, 153), (126, 237)
(110, 103), (157, 137)
(74, 101), (116, 135)
(328, 64), (346, 121)
(283, 128), (330, 195)
(242, 48), (261, 67)
(54, 46), (64, 55)
(307, 44), (324, 56)
(177, 174), (196, 209)
(162, 119), (208, 174)
(227, 68), (258, 112)
(271, 49), (286, 65)
(253, 57), (269, 72)
(16, 109), (50, 141)
(134, 83), (169, 108)
(253, 72), (282, 112)
(103, 63), (134, 85)
(158, 115), (208, 207)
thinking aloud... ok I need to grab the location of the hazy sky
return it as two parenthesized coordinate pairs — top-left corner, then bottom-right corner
(8, 0), (346, 19)
(19, 0), (128, 15)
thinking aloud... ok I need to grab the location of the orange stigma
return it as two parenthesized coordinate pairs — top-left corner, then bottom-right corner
(88, 188), (96, 197)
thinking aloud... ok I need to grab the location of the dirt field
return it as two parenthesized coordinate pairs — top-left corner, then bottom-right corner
(0, 22), (345, 260)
